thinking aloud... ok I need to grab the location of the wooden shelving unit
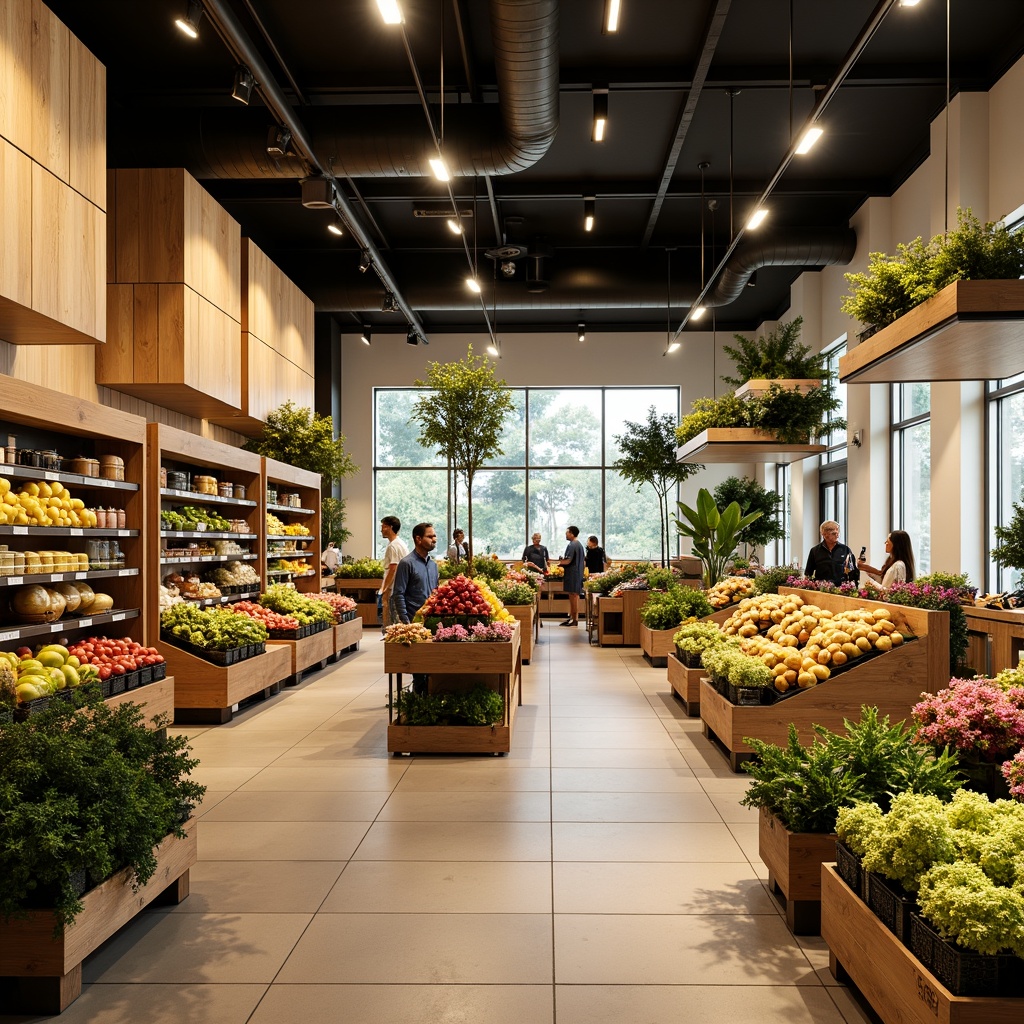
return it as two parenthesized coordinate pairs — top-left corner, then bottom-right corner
(0, 374), (147, 659)
(332, 577), (382, 626)
(262, 457), (321, 595)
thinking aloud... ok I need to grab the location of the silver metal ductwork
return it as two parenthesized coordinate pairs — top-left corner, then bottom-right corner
(123, 0), (559, 180)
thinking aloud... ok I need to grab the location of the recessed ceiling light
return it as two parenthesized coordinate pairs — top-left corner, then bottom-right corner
(795, 126), (824, 155)
(745, 208), (769, 230)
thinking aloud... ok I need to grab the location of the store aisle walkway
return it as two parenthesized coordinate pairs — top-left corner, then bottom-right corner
(14, 627), (874, 1024)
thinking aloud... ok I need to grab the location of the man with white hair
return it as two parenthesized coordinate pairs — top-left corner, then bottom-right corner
(804, 520), (860, 584)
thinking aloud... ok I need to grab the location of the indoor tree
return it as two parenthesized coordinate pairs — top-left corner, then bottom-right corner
(613, 406), (702, 566)
(411, 345), (516, 561)
(992, 490), (1024, 588)
(675, 488), (763, 587)
(712, 476), (785, 558)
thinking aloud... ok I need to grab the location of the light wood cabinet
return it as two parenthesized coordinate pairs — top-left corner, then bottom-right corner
(29, 0), (69, 182)
(0, 136), (32, 308)
(69, 30), (105, 209)
(0, 0), (33, 154)
(98, 169), (244, 417)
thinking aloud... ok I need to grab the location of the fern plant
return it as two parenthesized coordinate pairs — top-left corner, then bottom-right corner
(721, 317), (826, 387)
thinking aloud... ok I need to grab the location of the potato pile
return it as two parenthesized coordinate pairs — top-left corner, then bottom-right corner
(719, 593), (906, 693)
(706, 576), (756, 610)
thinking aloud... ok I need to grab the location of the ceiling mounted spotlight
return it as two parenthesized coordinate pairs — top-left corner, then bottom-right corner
(898, 0), (921, 6)
(358, 251), (371, 274)
(381, 292), (399, 313)
(231, 65), (255, 105)
(301, 177), (335, 209)
(360, 326), (372, 346)
(603, 0), (621, 32)
(446, 217), (463, 235)
(376, 0), (403, 23)
(486, 341), (500, 357)
(174, 0), (203, 38)
(577, 322), (586, 343)
(266, 125), (292, 158)
(795, 125), (824, 155)
(592, 88), (609, 142)
(406, 328), (420, 346)
(327, 222), (343, 237)
(584, 197), (595, 233)
(746, 270), (758, 288)
(466, 277), (482, 294)
(666, 340), (681, 354)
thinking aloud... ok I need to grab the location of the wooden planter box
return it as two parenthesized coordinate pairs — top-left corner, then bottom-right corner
(270, 628), (335, 685)
(333, 578), (383, 626)
(504, 601), (536, 664)
(159, 640), (292, 724)
(838, 279), (1024, 385)
(821, 863), (1022, 1024)
(105, 674), (175, 725)
(0, 822), (197, 1014)
(385, 625), (522, 755)
(759, 807), (837, 936)
(639, 622), (677, 666)
(597, 590), (649, 646)
(734, 378), (823, 400)
(331, 616), (363, 662)
(699, 589), (949, 772)
(538, 579), (572, 618)
(677, 428), (826, 465)
(667, 654), (704, 716)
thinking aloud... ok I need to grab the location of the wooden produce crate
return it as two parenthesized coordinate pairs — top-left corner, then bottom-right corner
(597, 590), (651, 646)
(334, 578), (383, 626)
(0, 822), (196, 1015)
(385, 624), (522, 755)
(105, 674), (175, 724)
(667, 654), (704, 716)
(821, 863), (1022, 1024)
(269, 628), (335, 685)
(331, 616), (363, 662)
(759, 807), (837, 936)
(963, 605), (1024, 676)
(504, 600), (536, 663)
(538, 579), (572, 619)
(699, 589), (949, 772)
(639, 623), (677, 666)
(159, 640), (292, 724)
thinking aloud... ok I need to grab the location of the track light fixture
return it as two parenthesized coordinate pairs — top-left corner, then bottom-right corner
(381, 292), (399, 313)
(592, 88), (609, 142)
(376, 0), (403, 24)
(745, 207), (769, 230)
(327, 222), (343, 237)
(466, 277), (482, 294)
(266, 125), (292, 158)
(486, 341), (500, 357)
(604, 0), (621, 32)
(898, 0), (921, 6)
(429, 156), (450, 182)
(231, 65), (255, 105)
(666, 340), (681, 354)
(690, 305), (707, 321)
(358, 251), (371, 274)
(360, 326), (372, 346)
(795, 125), (824, 155)
(746, 270), (758, 288)
(175, 0), (203, 38)
(577, 322), (586, 343)
(584, 197), (595, 233)
(406, 328), (421, 346)
(447, 217), (463, 235)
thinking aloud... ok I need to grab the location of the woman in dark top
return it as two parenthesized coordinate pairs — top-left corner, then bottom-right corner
(585, 535), (609, 575)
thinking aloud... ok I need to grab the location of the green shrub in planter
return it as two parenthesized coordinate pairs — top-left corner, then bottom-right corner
(721, 317), (827, 386)
(395, 686), (504, 726)
(639, 586), (714, 630)
(490, 580), (537, 606)
(335, 558), (386, 579)
(0, 690), (204, 932)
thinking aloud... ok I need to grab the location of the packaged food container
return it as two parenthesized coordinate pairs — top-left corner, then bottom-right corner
(166, 470), (189, 491)
(95, 508), (109, 529)
(100, 455), (125, 481)
(76, 553), (90, 571)
(218, 481), (234, 498)
(116, 508), (126, 529)
(18, 449), (41, 467)
(194, 475), (218, 495)
(71, 456), (100, 477)
(40, 450), (61, 471)
(0, 550), (14, 575)
(267, 486), (278, 504)
(233, 483), (246, 500)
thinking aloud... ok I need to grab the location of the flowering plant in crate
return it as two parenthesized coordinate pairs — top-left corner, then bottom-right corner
(912, 679), (1024, 763)
(434, 621), (514, 643)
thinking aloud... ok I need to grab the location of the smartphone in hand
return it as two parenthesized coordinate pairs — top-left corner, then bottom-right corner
(859, 545), (867, 560)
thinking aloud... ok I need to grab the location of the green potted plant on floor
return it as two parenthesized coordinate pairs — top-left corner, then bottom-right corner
(674, 488), (762, 588)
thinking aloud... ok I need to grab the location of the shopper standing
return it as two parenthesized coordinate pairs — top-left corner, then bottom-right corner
(392, 523), (439, 624)
(557, 525), (586, 626)
(379, 516), (409, 630)
(320, 540), (340, 574)
(858, 530), (916, 592)
(522, 532), (550, 573)
(585, 535), (610, 575)
(446, 528), (469, 564)
(804, 520), (860, 585)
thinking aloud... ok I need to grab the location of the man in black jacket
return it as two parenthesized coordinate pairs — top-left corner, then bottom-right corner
(804, 520), (860, 585)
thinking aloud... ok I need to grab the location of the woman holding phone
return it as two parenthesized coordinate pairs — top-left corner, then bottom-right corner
(857, 530), (916, 593)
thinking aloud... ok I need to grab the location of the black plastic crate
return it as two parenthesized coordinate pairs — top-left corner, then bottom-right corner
(124, 668), (141, 690)
(675, 646), (704, 669)
(108, 673), (127, 696)
(138, 664), (154, 686)
(725, 682), (769, 706)
(152, 661), (167, 681)
(866, 871), (917, 943)
(835, 841), (866, 899)
(909, 914), (1000, 996)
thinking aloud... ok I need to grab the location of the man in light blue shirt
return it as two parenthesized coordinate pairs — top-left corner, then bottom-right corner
(392, 522), (439, 624)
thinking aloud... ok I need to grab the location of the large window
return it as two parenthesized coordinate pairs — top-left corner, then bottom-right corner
(770, 463), (792, 567)
(987, 373), (1024, 590)
(892, 383), (931, 574)
(373, 386), (679, 560)
(822, 340), (848, 464)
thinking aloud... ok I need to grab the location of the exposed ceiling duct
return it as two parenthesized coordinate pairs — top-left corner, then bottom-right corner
(120, 0), (559, 181)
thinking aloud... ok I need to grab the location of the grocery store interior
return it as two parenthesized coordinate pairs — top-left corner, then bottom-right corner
(4, 1), (1024, 1022)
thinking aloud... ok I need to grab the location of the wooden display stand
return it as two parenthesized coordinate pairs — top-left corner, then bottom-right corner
(667, 655), (704, 716)
(821, 864), (1021, 1024)
(385, 624), (522, 754)
(759, 807), (837, 935)
(597, 590), (650, 646)
(0, 823), (196, 1015)
(262, 457), (321, 595)
(331, 617), (363, 661)
(639, 623), (676, 666)
(160, 642), (292, 724)
(271, 629), (334, 685)
(963, 605), (1024, 677)
(538, 579), (572, 619)
(334, 578), (383, 626)
(104, 674), (175, 724)
(700, 588), (949, 772)
(504, 598), (537, 663)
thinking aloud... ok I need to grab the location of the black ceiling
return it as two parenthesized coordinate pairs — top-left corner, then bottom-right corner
(44, 0), (1024, 339)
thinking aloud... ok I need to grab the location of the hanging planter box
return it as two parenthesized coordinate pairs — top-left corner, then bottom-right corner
(733, 378), (823, 400)
(839, 279), (1024, 384)
(676, 428), (826, 465)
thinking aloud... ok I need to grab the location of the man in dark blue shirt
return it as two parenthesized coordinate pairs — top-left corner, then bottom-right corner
(804, 520), (860, 585)
(392, 522), (439, 623)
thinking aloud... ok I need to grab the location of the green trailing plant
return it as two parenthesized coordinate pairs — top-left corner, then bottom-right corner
(0, 691), (204, 932)
(410, 345), (517, 562)
(395, 685), (504, 726)
(741, 709), (962, 835)
(713, 477), (785, 553)
(613, 406), (702, 566)
(841, 208), (1024, 328)
(244, 400), (357, 485)
(674, 488), (762, 588)
(721, 317), (827, 386)
(991, 492), (1024, 587)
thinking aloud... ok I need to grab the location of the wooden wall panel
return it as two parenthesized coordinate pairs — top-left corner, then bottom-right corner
(184, 172), (240, 320)
(184, 289), (241, 409)
(0, 136), (31, 307)
(246, 335), (314, 420)
(96, 282), (134, 384)
(69, 32), (105, 210)
(0, 0), (32, 153)
(29, 0), (69, 182)
(138, 167), (184, 284)
(243, 239), (314, 373)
